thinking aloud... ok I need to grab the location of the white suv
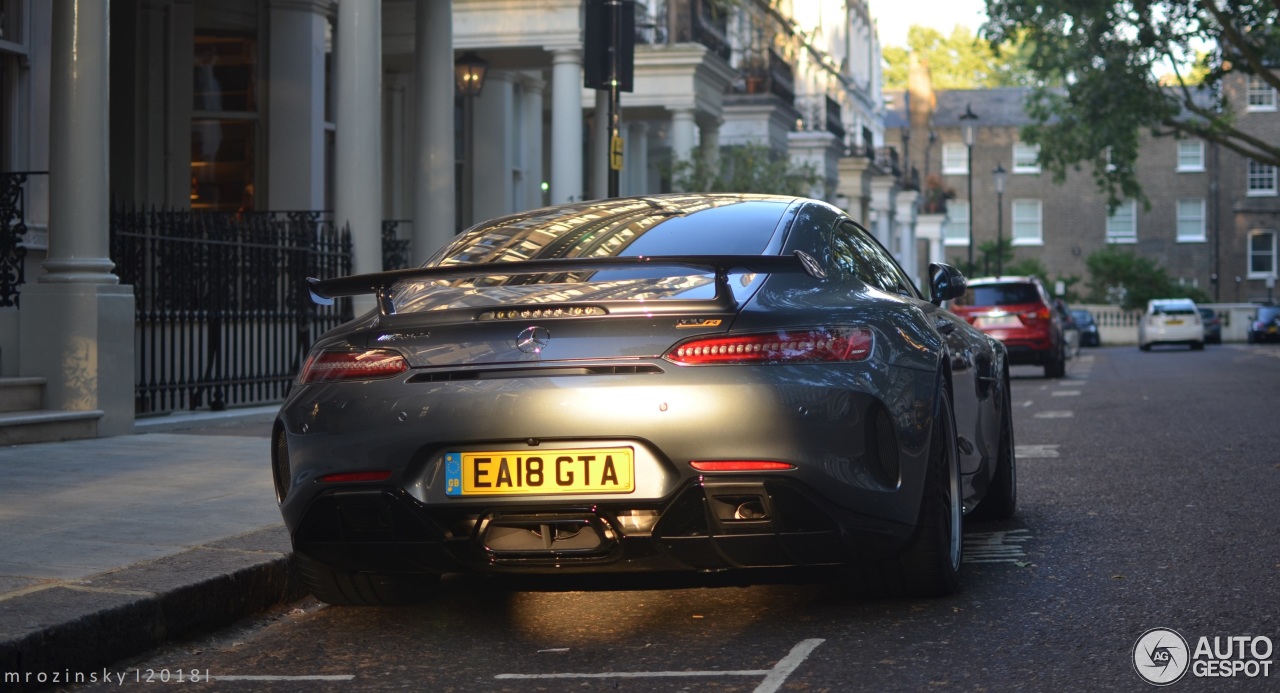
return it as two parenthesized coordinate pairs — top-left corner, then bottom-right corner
(1138, 299), (1203, 351)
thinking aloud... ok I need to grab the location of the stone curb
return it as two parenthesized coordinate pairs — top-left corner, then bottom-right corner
(0, 527), (303, 692)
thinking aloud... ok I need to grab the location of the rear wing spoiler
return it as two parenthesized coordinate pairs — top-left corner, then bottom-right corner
(307, 250), (827, 316)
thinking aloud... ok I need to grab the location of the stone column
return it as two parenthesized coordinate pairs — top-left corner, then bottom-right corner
(699, 117), (721, 172)
(267, 0), (328, 210)
(335, 0), (383, 292)
(669, 108), (697, 164)
(20, 0), (135, 435)
(414, 0), (455, 264)
(550, 49), (584, 204)
(626, 121), (649, 196)
(894, 189), (921, 285)
(869, 175), (896, 248)
(519, 72), (546, 210)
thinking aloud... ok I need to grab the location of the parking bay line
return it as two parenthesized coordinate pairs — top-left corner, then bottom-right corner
(496, 638), (824, 693)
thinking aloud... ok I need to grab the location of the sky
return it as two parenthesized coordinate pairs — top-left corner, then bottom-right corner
(871, 0), (990, 49)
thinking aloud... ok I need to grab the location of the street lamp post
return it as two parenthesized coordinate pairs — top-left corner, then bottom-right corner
(993, 162), (1007, 278)
(454, 51), (489, 229)
(959, 104), (978, 274)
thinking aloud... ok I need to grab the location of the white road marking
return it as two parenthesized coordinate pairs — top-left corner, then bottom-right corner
(1033, 411), (1074, 419)
(1052, 390), (1081, 396)
(963, 529), (1032, 564)
(496, 638), (825, 693)
(1021, 400), (1035, 408)
(1016, 444), (1060, 458)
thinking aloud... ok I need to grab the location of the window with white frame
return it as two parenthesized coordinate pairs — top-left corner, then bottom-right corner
(1249, 230), (1277, 278)
(1106, 200), (1137, 243)
(944, 201), (969, 246)
(1176, 140), (1204, 172)
(942, 142), (968, 174)
(1011, 199), (1042, 245)
(1248, 160), (1278, 196)
(1176, 198), (1205, 242)
(1247, 74), (1277, 112)
(1013, 142), (1040, 173)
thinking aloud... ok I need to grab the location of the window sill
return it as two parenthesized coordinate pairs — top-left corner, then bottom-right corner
(1176, 166), (1206, 173)
(1176, 236), (1207, 243)
(1105, 238), (1138, 244)
(1011, 239), (1043, 247)
(1246, 190), (1279, 197)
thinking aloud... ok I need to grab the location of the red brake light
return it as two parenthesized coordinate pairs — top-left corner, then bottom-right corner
(301, 349), (408, 383)
(317, 470), (393, 483)
(1020, 308), (1050, 324)
(689, 460), (796, 472)
(664, 328), (873, 365)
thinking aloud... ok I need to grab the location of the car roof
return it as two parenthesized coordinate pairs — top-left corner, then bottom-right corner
(1148, 298), (1196, 307)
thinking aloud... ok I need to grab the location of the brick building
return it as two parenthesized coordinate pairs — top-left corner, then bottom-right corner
(887, 67), (1280, 304)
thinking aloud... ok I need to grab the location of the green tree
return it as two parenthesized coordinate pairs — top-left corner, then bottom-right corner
(883, 25), (1036, 91)
(668, 143), (820, 196)
(984, 0), (1280, 210)
(1084, 246), (1210, 310)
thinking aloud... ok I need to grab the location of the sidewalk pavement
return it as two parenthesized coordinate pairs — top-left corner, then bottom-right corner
(0, 405), (305, 688)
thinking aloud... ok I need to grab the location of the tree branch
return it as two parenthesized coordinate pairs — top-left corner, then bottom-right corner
(1200, 0), (1280, 92)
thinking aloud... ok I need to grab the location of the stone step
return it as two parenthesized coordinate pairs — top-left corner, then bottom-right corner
(0, 409), (102, 445)
(0, 377), (47, 413)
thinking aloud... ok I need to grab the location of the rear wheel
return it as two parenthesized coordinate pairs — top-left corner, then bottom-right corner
(972, 370), (1017, 520)
(1191, 341), (1204, 351)
(848, 388), (962, 598)
(296, 553), (437, 606)
(1044, 347), (1066, 378)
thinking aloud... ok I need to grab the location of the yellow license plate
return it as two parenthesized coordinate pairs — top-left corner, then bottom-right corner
(444, 448), (634, 496)
(1166, 319), (1183, 325)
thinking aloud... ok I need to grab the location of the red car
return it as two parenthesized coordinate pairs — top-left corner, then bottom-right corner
(949, 276), (1067, 378)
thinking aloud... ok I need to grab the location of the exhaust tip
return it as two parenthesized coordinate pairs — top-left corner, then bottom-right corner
(733, 500), (768, 520)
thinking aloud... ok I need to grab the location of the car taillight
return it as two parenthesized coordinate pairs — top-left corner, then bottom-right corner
(300, 349), (408, 383)
(1020, 308), (1051, 324)
(664, 327), (873, 365)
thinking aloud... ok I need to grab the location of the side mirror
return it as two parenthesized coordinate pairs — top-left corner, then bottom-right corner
(928, 263), (967, 306)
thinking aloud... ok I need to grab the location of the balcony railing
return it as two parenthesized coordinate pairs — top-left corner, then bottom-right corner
(636, 0), (731, 61)
(797, 93), (845, 140)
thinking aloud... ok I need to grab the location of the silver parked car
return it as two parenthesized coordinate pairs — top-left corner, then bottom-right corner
(273, 194), (1016, 604)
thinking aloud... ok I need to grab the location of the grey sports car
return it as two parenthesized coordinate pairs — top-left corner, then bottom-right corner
(272, 193), (1016, 605)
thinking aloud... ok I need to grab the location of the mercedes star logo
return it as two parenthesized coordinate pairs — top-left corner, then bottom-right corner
(516, 326), (551, 354)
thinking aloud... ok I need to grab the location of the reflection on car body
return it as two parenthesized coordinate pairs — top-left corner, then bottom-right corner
(273, 194), (1016, 605)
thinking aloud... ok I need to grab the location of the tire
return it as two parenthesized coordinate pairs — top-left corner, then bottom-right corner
(1044, 348), (1066, 378)
(295, 553), (437, 606)
(1139, 343), (1151, 351)
(1191, 341), (1204, 351)
(972, 370), (1017, 520)
(849, 388), (963, 598)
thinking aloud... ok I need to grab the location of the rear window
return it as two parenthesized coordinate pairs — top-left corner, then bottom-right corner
(955, 283), (1042, 307)
(392, 196), (789, 313)
(1151, 303), (1195, 316)
(1259, 307), (1280, 322)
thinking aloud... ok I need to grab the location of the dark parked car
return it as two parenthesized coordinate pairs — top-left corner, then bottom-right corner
(1248, 305), (1280, 343)
(1071, 309), (1101, 347)
(1199, 307), (1222, 344)
(274, 194), (1016, 604)
(948, 276), (1067, 378)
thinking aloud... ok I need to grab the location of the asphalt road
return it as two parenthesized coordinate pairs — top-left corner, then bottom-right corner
(64, 344), (1280, 692)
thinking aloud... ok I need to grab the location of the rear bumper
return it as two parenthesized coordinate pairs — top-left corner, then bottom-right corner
(290, 478), (914, 575)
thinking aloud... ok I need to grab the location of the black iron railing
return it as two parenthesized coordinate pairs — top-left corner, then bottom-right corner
(111, 207), (354, 414)
(639, 0), (731, 61)
(0, 172), (46, 308)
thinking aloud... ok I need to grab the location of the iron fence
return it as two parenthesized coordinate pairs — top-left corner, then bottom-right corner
(1, 172), (45, 308)
(110, 207), (354, 414)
